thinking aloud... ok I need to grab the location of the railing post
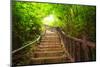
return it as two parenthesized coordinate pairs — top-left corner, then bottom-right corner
(90, 47), (96, 61)
(56, 27), (95, 62)
(70, 40), (75, 59)
(81, 36), (89, 61)
(75, 42), (81, 61)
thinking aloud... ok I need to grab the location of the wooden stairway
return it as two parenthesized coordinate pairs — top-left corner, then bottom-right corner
(31, 29), (72, 64)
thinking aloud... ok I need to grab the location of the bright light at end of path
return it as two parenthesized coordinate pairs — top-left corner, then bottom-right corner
(43, 14), (55, 25)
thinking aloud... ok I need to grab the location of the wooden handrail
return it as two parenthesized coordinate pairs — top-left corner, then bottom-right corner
(12, 35), (41, 54)
(56, 29), (75, 62)
(57, 28), (95, 48)
(56, 27), (96, 61)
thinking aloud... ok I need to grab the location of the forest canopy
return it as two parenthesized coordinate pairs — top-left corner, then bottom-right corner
(12, 2), (96, 50)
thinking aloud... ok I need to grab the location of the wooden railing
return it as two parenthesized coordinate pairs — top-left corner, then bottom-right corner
(12, 35), (41, 54)
(12, 26), (47, 54)
(56, 27), (96, 62)
(12, 31), (46, 65)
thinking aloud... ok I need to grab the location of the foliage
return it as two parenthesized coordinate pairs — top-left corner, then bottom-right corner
(12, 2), (96, 50)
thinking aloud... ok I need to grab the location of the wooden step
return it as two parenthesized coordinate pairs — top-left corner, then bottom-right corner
(30, 30), (73, 64)
(40, 42), (61, 45)
(40, 42), (60, 45)
(35, 50), (64, 53)
(44, 36), (58, 38)
(45, 34), (58, 37)
(44, 36), (59, 38)
(45, 33), (58, 35)
(31, 55), (71, 64)
(41, 38), (59, 40)
(41, 40), (60, 42)
(38, 45), (62, 48)
(38, 46), (62, 49)
(34, 51), (65, 57)
(36, 48), (64, 52)
(36, 47), (64, 51)
(41, 38), (60, 41)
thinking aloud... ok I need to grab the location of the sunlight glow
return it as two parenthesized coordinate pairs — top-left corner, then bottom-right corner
(43, 14), (55, 25)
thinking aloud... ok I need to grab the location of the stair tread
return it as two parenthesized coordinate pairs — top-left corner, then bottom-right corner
(31, 30), (72, 64)
(36, 49), (64, 52)
(38, 46), (63, 49)
(34, 50), (64, 54)
(32, 55), (67, 60)
(40, 42), (61, 44)
(41, 39), (59, 41)
(41, 40), (60, 42)
(36, 48), (63, 51)
(38, 45), (61, 48)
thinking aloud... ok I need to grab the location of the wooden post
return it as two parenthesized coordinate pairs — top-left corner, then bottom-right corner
(81, 36), (89, 61)
(75, 42), (81, 61)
